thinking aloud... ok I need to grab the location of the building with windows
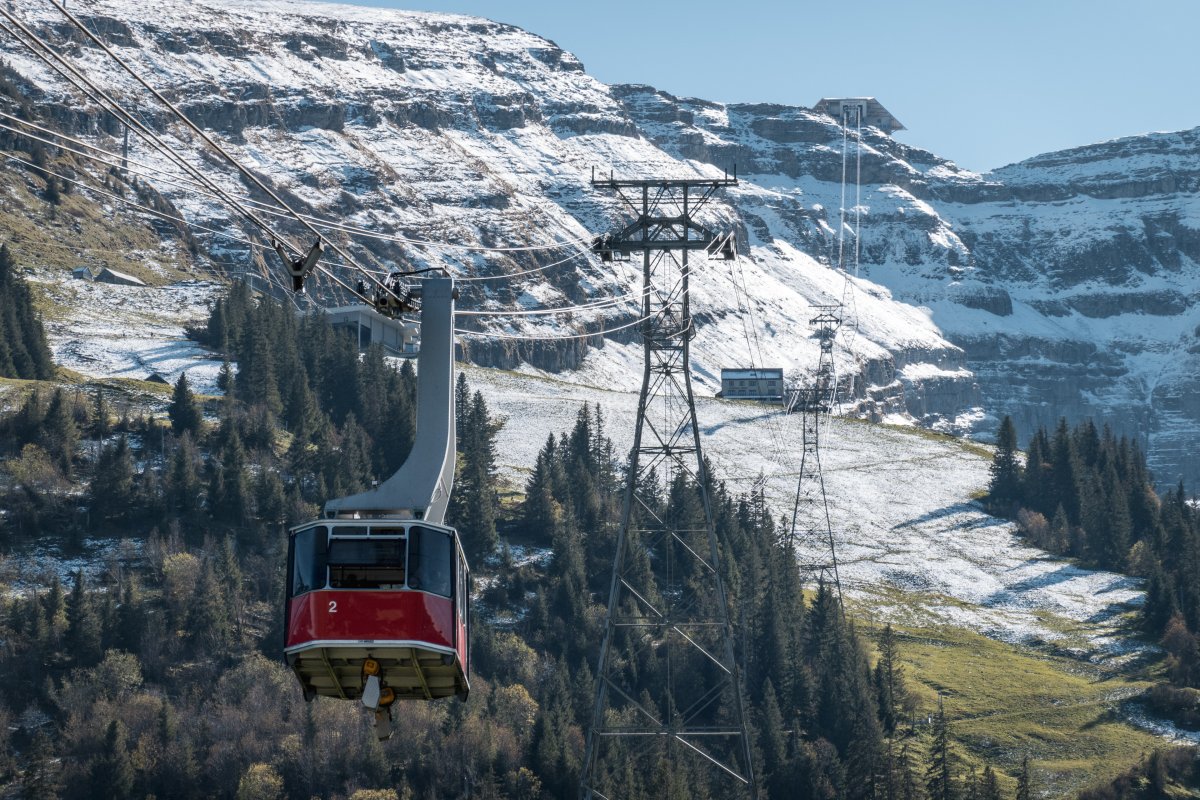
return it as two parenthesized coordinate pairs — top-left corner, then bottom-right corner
(324, 305), (420, 356)
(719, 368), (785, 402)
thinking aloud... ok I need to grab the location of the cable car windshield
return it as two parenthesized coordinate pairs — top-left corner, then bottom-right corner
(291, 525), (327, 595)
(288, 524), (457, 597)
(329, 538), (406, 589)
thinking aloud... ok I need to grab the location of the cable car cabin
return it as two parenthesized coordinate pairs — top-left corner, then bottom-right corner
(285, 520), (470, 703)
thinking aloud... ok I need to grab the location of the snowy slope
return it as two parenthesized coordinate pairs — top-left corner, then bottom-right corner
(1, 0), (1198, 482)
(624, 87), (1200, 485)
(0, 0), (975, 430)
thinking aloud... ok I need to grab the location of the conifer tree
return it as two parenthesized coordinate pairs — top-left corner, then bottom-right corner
(42, 389), (77, 478)
(254, 468), (286, 524)
(449, 387), (500, 561)
(43, 574), (67, 635)
(1021, 429), (1050, 515)
(1015, 755), (1032, 800)
(90, 435), (136, 525)
(979, 766), (1002, 800)
(760, 679), (788, 786)
(218, 537), (245, 641)
(169, 372), (203, 437)
(90, 720), (134, 800)
(988, 416), (1022, 510)
(963, 766), (979, 800)
(523, 433), (562, 545)
(211, 428), (250, 524)
(65, 570), (102, 667)
(115, 576), (144, 653)
(875, 623), (906, 735)
(0, 243), (53, 380)
(189, 557), (232, 658)
(167, 432), (203, 520)
(22, 731), (61, 800)
(1051, 419), (1083, 525)
(92, 387), (111, 439)
(11, 389), (46, 445)
(925, 697), (956, 800)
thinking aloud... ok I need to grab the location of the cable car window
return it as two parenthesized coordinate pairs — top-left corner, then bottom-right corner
(331, 525), (369, 536)
(290, 525), (327, 596)
(408, 527), (453, 597)
(328, 538), (406, 589)
(370, 527), (405, 537)
(456, 551), (467, 622)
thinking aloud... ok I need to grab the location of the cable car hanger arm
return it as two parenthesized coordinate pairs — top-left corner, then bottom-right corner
(323, 277), (457, 523)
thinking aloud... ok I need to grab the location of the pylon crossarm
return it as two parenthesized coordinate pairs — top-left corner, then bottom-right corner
(673, 735), (750, 783)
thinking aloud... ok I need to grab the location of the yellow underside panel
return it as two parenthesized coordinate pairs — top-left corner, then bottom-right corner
(288, 644), (468, 701)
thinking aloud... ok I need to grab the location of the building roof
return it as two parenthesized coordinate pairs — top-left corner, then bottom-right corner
(721, 368), (783, 380)
(95, 267), (147, 287)
(814, 97), (905, 134)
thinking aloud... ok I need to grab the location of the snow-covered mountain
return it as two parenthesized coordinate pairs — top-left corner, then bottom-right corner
(1, 0), (1197, 485)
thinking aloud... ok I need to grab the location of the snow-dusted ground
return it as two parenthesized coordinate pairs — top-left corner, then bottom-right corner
(10, 265), (1164, 738)
(23, 239), (1147, 670)
(465, 364), (1145, 665)
(33, 274), (225, 394)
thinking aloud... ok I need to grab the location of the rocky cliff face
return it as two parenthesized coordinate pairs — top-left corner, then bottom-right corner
(616, 86), (1200, 486)
(935, 130), (1200, 486)
(1, 0), (1197, 484)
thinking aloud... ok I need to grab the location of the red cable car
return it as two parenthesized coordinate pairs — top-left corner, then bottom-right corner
(284, 520), (470, 701)
(284, 277), (468, 737)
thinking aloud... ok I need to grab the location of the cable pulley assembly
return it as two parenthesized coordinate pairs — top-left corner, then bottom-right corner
(272, 237), (325, 293)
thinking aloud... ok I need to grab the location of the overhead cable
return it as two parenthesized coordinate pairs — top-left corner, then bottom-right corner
(20, 3), (392, 304)
(455, 313), (651, 341)
(0, 113), (598, 286)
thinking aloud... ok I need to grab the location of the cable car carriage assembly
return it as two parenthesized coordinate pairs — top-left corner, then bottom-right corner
(284, 277), (469, 739)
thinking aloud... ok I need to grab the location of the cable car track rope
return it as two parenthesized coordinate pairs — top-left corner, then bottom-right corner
(0, 5), (672, 340)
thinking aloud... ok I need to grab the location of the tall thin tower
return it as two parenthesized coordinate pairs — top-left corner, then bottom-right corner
(580, 174), (755, 799)
(785, 100), (865, 594)
(785, 306), (843, 592)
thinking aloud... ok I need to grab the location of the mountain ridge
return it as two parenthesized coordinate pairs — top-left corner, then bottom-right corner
(0, 0), (1197, 484)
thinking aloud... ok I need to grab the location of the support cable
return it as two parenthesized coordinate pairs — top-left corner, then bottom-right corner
(0, 113), (597, 286)
(39, 2), (598, 253)
(11, 4), (395, 304)
(455, 312), (653, 341)
(0, 123), (629, 321)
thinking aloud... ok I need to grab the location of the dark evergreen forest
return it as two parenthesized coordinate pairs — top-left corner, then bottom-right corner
(0, 283), (1032, 798)
(0, 244), (53, 381)
(988, 416), (1200, 727)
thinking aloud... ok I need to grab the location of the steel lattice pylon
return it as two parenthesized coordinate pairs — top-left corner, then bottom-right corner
(785, 305), (843, 593)
(580, 175), (755, 799)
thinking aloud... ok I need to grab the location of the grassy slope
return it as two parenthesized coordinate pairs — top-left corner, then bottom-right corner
(885, 617), (1163, 796)
(0, 152), (197, 296)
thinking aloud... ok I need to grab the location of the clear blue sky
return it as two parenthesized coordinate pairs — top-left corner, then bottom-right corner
(322, 0), (1199, 173)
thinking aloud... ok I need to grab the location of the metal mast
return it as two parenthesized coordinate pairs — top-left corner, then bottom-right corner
(785, 306), (843, 594)
(580, 174), (755, 799)
(782, 98), (869, 595)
